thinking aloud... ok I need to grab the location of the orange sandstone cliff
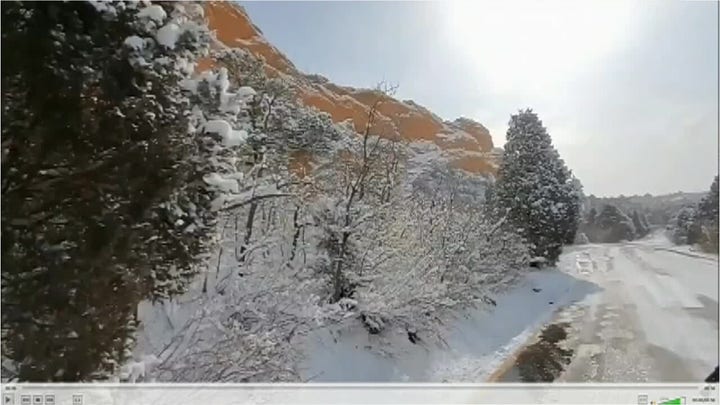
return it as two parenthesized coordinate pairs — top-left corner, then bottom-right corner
(202, 1), (498, 175)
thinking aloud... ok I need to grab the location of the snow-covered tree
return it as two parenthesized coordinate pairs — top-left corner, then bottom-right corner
(585, 192), (704, 228)
(594, 204), (636, 243)
(141, 47), (349, 383)
(308, 85), (407, 304)
(631, 210), (649, 238)
(639, 212), (651, 233)
(574, 232), (590, 245)
(563, 175), (584, 244)
(666, 176), (717, 250)
(586, 207), (598, 226)
(697, 176), (719, 222)
(493, 109), (580, 265)
(341, 172), (529, 338)
(1, 1), (212, 381)
(695, 175), (719, 252)
(670, 206), (698, 245)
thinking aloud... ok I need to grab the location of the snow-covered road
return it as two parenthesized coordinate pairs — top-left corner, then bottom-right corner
(549, 233), (719, 382)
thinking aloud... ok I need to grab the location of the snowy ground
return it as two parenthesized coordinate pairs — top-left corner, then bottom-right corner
(135, 250), (599, 382)
(542, 232), (719, 382)
(297, 264), (599, 382)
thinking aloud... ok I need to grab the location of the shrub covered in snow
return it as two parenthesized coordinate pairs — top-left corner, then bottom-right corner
(344, 191), (529, 338)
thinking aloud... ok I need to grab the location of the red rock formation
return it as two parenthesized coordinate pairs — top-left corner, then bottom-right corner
(202, 1), (497, 174)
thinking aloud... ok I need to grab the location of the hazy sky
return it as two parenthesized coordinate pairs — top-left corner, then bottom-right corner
(242, 1), (718, 197)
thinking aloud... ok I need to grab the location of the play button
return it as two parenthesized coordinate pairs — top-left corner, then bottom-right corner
(3, 394), (14, 405)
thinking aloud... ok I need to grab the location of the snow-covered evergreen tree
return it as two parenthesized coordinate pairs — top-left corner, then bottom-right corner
(639, 211), (651, 233)
(670, 206), (698, 245)
(695, 175), (719, 252)
(697, 176), (719, 222)
(595, 204), (636, 243)
(586, 207), (598, 226)
(574, 232), (590, 245)
(1, 1), (211, 381)
(563, 175), (584, 244)
(666, 176), (717, 250)
(494, 109), (580, 265)
(631, 210), (649, 238)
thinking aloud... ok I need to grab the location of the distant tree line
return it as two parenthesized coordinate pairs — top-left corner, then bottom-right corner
(576, 205), (649, 243)
(584, 192), (705, 227)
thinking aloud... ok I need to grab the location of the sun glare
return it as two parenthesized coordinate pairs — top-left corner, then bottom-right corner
(441, 0), (639, 96)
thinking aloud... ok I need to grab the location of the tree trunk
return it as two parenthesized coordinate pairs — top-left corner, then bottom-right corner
(332, 231), (351, 302)
(238, 202), (258, 263)
(289, 206), (301, 262)
(234, 214), (240, 261)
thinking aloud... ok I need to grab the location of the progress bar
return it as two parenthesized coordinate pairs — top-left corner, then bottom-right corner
(1, 383), (718, 405)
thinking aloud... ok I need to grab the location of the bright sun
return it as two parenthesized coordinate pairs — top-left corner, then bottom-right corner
(440, 0), (639, 96)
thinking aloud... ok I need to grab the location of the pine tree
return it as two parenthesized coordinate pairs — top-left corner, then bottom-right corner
(563, 176), (584, 244)
(697, 176), (719, 222)
(695, 175), (719, 252)
(586, 207), (598, 226)
(631, 210), (648, 238)
(494, 109), (580, 265)
(670, 206), (698, 245)
(639, 212), (651, 232)
(2, 1), (211, 381)
(595, 205), (636, 242)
